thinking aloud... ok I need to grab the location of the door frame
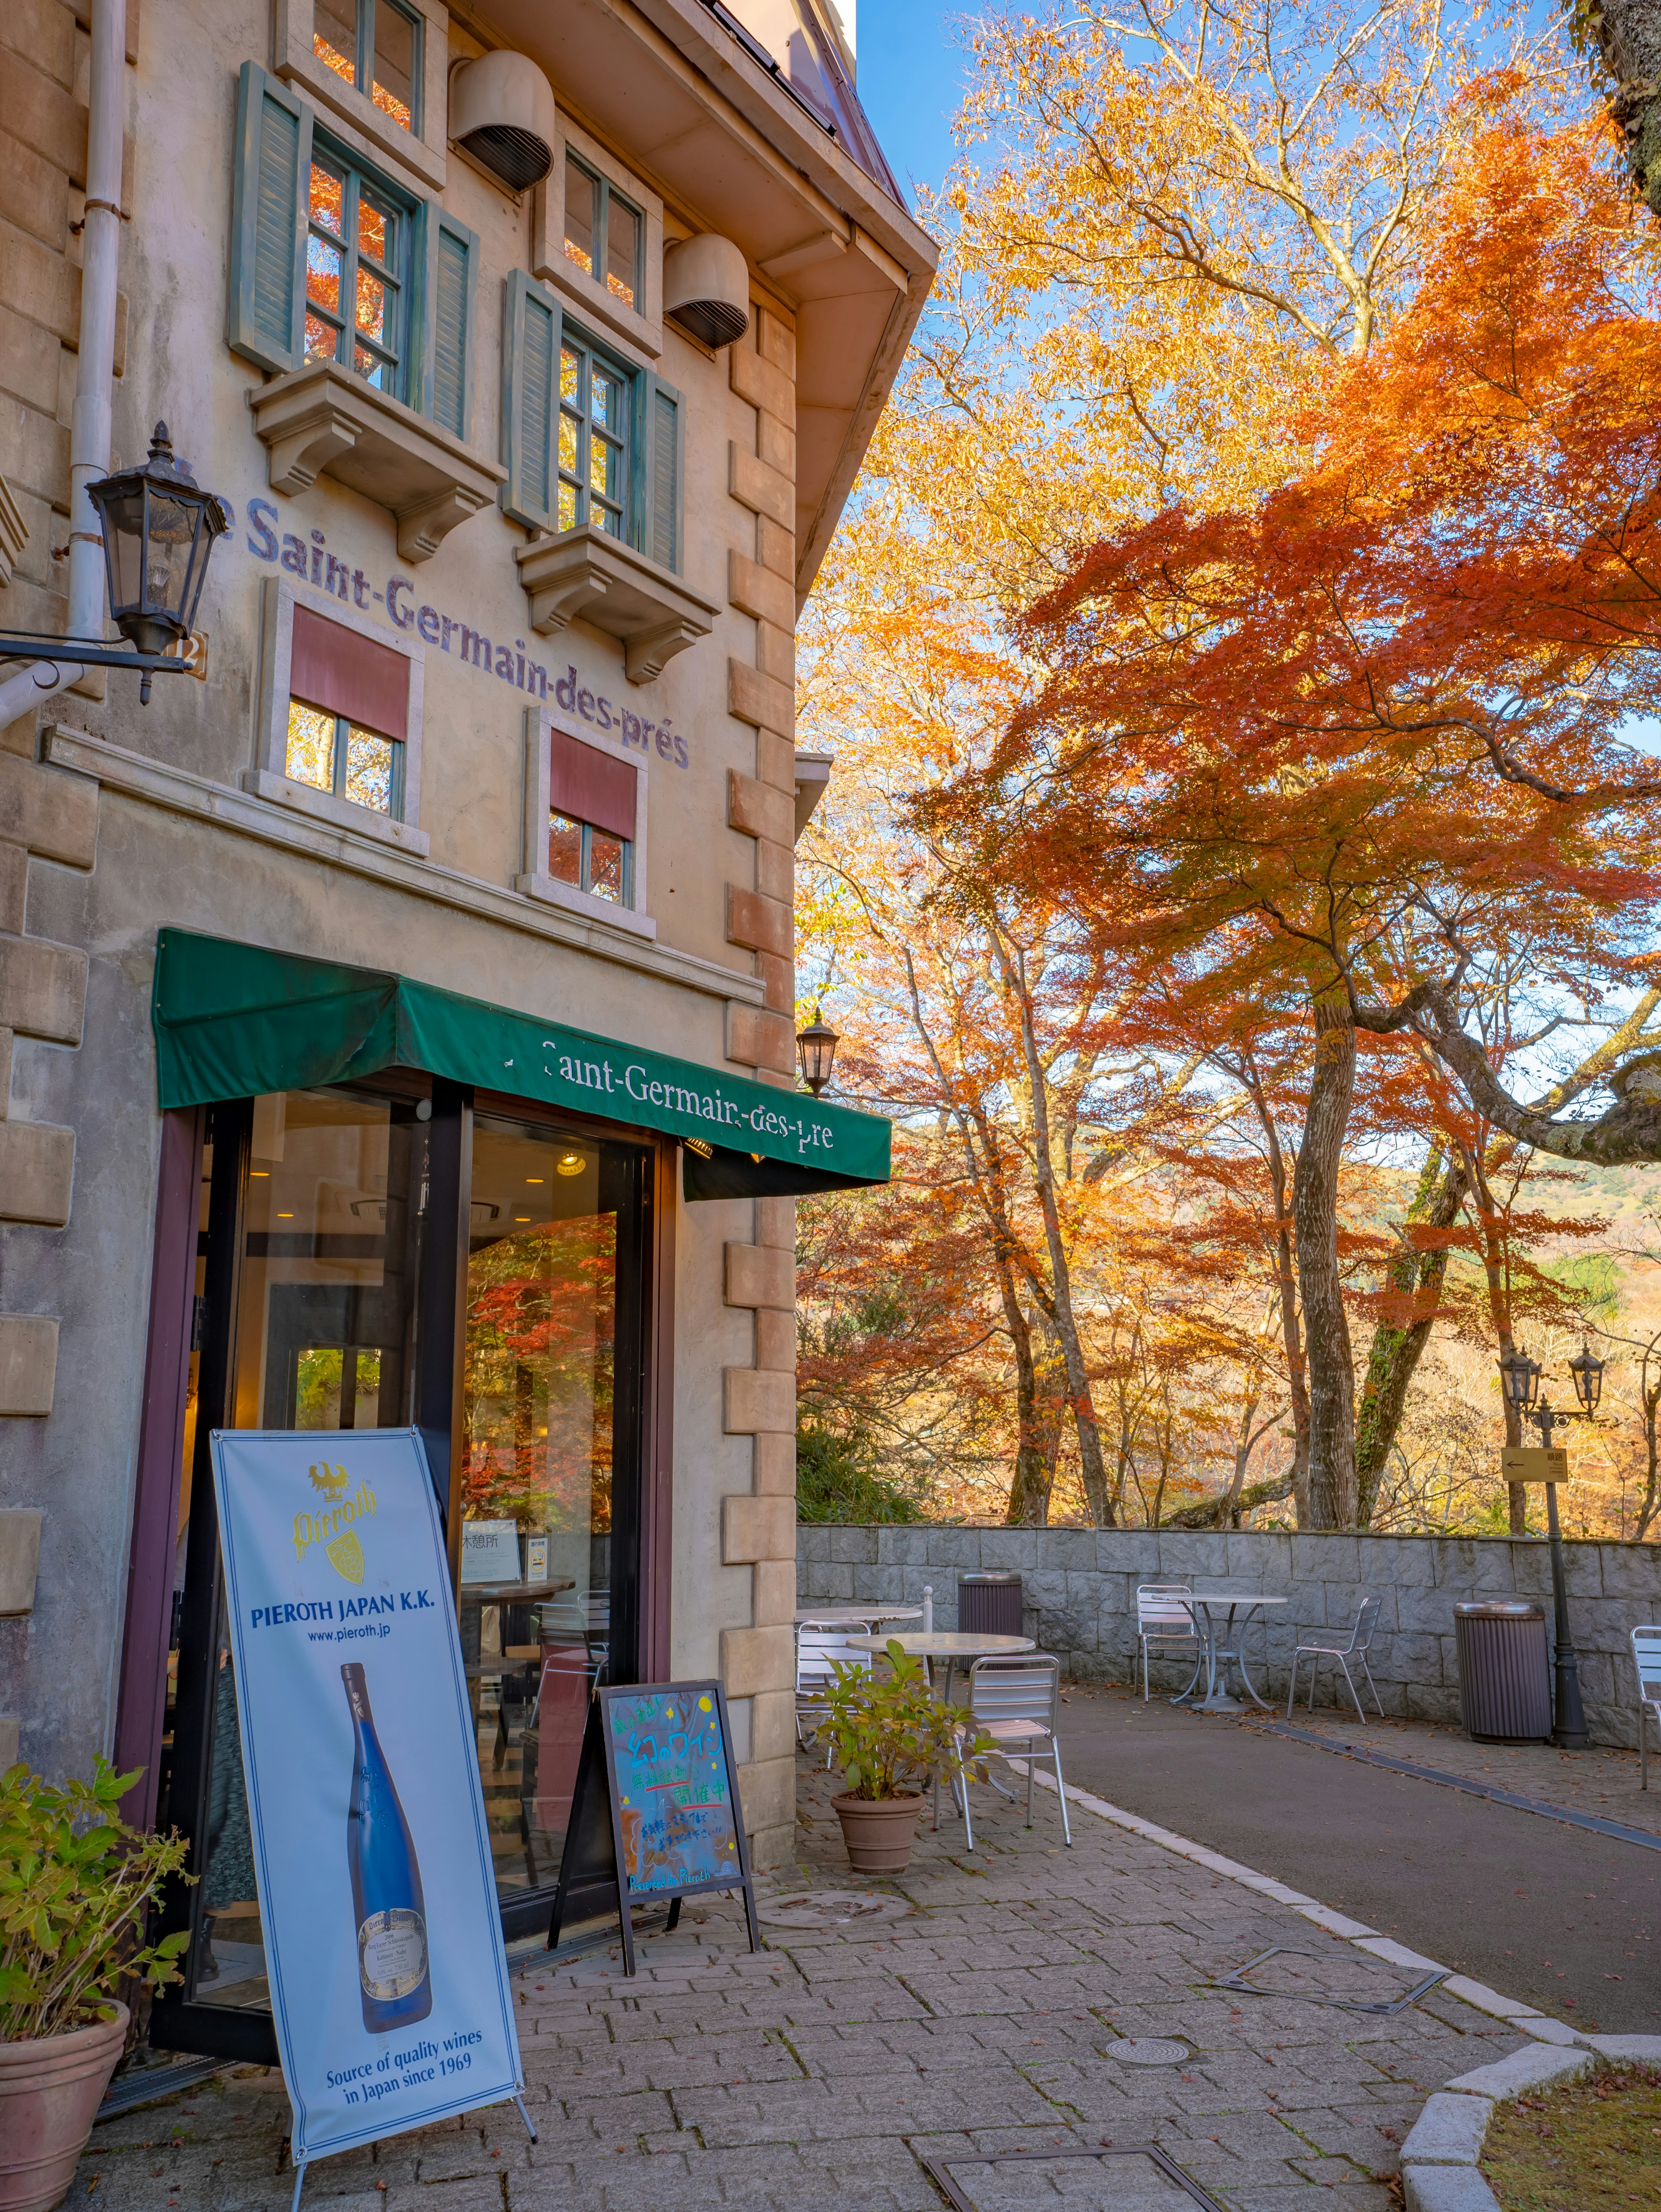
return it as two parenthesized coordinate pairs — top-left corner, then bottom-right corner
(131, 1078), (678, 2056)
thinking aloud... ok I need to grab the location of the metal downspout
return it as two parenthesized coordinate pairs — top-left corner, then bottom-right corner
(0, 0), (125, 727)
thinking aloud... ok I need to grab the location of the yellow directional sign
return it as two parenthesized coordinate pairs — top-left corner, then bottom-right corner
(1501, 1447), (1571, 1484)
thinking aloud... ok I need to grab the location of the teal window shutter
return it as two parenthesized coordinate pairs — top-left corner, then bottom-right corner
(643, 374), (683, 573)
(500, 271), (560, 531)
(226, 61), (310, 373)
(411, 207), (479, 439)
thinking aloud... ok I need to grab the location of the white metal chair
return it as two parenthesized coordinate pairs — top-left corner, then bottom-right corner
(1136, 1585), (1200, 1701)
(795, 1620), (870, 1754)
(955, 1653), (1072, 1851)
(1632, 1626), (1661, 1789)
(1286, 1595), (1384, 1722)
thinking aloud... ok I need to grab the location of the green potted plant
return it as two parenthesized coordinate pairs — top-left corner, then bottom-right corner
(0, 1757), (192, 2212)
(821, 1642), (993, 1874)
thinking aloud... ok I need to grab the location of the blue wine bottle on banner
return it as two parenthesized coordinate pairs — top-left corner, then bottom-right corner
(342, 1662), (432, 2032)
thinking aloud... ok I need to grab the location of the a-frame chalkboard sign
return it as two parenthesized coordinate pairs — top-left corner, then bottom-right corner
(546, 1680), (761, 1974)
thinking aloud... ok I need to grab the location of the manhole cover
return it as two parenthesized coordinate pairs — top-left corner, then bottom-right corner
(760, 1890), (912, 1927)
(923, 2144), (1226, 2209)
(1105, 2039), (1189, 2067)
(1213, 1945), (1446, 2015)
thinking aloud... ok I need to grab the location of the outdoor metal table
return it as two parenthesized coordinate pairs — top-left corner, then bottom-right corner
(1174, 1593), (1287, 1715)
(848, 1630), (1036, 1829)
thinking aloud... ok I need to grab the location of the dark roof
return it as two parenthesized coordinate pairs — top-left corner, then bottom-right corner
(698, 0), (907, 206)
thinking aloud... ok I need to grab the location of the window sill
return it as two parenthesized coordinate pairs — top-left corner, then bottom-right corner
(515, 526), (718, 686)
(241, 768), (431, 855)
(513, 870), (656, 939)
(248, 360), (506, 563)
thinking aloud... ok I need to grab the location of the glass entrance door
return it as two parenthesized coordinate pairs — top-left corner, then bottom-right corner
(459, 1114), (651, 1919)
(151, 1080), (655, 2056)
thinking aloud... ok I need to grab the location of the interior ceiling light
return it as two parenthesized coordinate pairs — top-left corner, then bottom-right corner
(556, 1151), (586, 1177)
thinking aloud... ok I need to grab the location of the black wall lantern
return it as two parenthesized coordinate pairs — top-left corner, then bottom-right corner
(0, 421), (230, 704)
(795, 1010), (840, 1096)
(86, 423), (231, 697)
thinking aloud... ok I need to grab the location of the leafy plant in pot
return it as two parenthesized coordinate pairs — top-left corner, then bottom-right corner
(820, 1642), (993, 1873)
(0, 1758), (192, 2212)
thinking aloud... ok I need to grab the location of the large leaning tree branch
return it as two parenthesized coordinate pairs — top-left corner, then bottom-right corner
(1571, 0), (1661, 221)
(1356, 979), (1661, 1164)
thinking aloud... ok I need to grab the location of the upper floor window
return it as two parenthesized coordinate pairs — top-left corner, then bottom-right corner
(557, 332), (629, 537)
(305, 153), (409, 395)
(313, 0), (421, 133)
(228, 64), (479, 449)
(500, 273), (683, 569)
(563, 156), (642, 311)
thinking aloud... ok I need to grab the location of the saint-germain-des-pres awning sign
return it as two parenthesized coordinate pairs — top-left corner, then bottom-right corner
(151, 929), (891, 1195)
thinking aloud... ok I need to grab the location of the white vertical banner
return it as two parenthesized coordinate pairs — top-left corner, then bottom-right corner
(212, 1428), (524, 2169)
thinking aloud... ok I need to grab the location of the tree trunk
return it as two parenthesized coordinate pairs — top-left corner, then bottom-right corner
(997, 936), (1116, 1524)
(1354, 1147), (1468, 1526)
(1590, 0), (1661, 221)
(999, 1256), (1050, 1526)
(1294, 992), (1359, 1528)
(1460, 1143), (1529, 1534)
(1244, 1072), (1311, 1521)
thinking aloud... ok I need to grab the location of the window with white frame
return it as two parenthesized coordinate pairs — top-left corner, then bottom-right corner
(250, 578), (427, 853)
(516, 709), (652, 937)
(561, 154), (642, 310)
(311, 0), (422, 133)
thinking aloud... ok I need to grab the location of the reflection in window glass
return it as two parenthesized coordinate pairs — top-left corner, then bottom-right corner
(285, 701), (337, 790)
(313, 0), (419, 133)
(563, 154), (594, 276)
(546, 811), (631, 904)
(313, 0), (357, 85)
(372, 0), (417, 130)
(345, 726), (396, 811)
(285, 698), (403, 817)
(305, 152), (405, 393)
(588, 830), (624, 903)
(556, 333), (628, 540)
(461, 1118), (639, 1896)
(548, 810), (582, 886)
(606, 194), (639, 306)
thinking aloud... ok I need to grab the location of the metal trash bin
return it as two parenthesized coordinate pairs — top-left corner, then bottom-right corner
(1455, 1601), (1551, 1742)
(959, 1572), (1023, 1637)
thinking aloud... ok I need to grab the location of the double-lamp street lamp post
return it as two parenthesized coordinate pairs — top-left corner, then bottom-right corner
(1497, 1342), (1603, 1750)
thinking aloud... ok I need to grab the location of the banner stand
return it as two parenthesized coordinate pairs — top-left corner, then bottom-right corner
(291, 2097), (538, 2212)
(212, 1429), (534, 2209)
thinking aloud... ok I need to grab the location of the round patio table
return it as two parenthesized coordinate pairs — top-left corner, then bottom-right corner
(847, 1630), (1037, 1831)
(794, 1604), (924, 1628)
(1175, 1593), (1287, 1715)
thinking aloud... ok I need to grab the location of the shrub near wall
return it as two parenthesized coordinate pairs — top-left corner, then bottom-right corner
(797, 1525), (1661, 1749)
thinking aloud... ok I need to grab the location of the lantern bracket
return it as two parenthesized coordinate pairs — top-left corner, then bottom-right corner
(0, 629), (193, 704)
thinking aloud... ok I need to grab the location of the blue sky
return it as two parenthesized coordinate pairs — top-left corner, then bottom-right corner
(856, 3), (974, 200)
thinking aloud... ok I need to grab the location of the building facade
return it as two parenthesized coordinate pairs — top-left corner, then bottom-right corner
(0, 0), (930, 2059)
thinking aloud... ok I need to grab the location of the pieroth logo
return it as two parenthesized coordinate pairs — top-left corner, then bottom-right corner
(294, 1463), (378, 1584)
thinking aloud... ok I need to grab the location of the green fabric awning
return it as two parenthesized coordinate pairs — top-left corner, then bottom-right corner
(151, 930), (890, 1194)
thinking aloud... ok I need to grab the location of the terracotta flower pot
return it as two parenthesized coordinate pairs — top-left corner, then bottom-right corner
(0, 2002), (128, 2212)
(831, 1791), (926, 1873)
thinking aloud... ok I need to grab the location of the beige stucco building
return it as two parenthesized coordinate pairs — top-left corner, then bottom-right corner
(0, 0), (930, 2059)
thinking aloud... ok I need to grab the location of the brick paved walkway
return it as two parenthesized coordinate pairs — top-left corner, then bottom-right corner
(80, 1755), (1534, 2210)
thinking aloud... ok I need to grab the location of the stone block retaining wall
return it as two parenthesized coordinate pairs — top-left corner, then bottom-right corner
(796, 1525), (1661, 1748)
